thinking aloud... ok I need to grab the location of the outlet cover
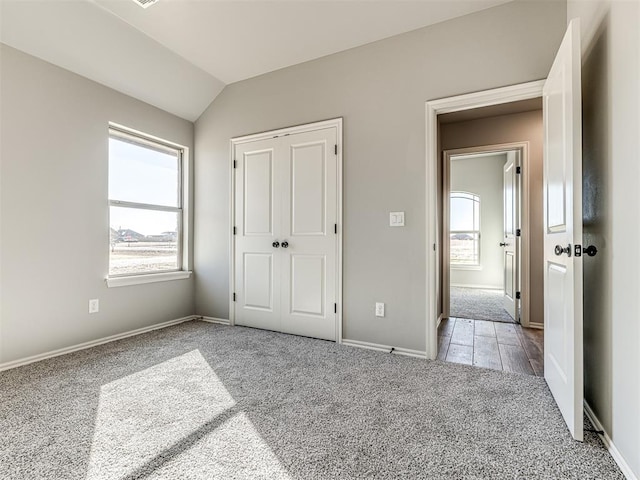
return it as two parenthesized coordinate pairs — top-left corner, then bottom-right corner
(89, 299), (99, 314)
(375, 302), (385, 317)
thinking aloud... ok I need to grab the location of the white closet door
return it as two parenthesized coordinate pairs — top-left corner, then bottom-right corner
(233, 125), (339, 341)
(234, 138), (281, 332)
(280, 128), (338, 341)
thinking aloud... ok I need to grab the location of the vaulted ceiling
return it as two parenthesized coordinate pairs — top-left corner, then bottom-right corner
(0, 0), (511, 121)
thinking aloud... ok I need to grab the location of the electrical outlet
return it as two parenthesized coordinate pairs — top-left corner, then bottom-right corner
(375, 302), (385, 317)
(89, 299), (99, 314)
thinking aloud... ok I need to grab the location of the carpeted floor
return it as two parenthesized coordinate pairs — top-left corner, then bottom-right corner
(0, 321), (622, 479)
(450, 286), (516, 323)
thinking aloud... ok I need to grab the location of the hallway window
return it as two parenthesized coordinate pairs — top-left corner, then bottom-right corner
(450, 191), (480, 266)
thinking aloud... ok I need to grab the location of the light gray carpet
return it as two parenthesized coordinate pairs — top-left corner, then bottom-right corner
(0, 321), (622, 480)
(450, 286), (516, 323)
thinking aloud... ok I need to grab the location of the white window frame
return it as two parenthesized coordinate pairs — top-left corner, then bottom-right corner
(106, 125), (191, 287)
(449, 191), (481, 267)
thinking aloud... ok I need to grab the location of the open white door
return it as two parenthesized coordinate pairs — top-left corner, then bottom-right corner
(543, 19), (584, 441)
(502, 152), (518, 321)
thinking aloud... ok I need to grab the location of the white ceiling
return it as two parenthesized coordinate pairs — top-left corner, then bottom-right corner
(1, 0), (511, 121)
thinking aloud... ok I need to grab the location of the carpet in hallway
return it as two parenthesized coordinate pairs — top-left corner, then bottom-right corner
(450, 286), (516, 323)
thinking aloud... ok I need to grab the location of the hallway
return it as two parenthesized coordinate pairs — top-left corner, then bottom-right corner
(438, 317), (543, 376)
(450, 287), (516, 323)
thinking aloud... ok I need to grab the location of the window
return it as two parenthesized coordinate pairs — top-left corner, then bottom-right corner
(108, 127), (184, 278)
(450, 191), (480, 266)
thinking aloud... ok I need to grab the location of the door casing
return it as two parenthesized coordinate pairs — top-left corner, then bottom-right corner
(441, 142), (531, 327)
(230, 118), (344, 342)
(425, 81), (544, 360)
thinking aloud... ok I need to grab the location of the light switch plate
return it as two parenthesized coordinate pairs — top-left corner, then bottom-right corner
(89, 299), (99, 314)
(390, 211), (405, 227)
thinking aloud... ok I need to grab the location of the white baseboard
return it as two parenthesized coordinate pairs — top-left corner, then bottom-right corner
(198, 316), (231, 325)
(0, 315), (198, 372)
(528, 321), (544, 329)
(341, 338), (427, 359)
(584, 401), (638, 480)
(436, 314), (444, 330)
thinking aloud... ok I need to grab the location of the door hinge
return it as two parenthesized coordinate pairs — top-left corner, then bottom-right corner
(574, 244), (582, 257)
(516, 291), (521, 300)
(334, 223), (337, 234)
(233, 226), (237, 235)
(516, 166), (522, 174)
(233, 293), (236, 302)
(233, 160), (237, 169)
(334, 303), (337, 314)
(516, 229), (521, 237)
(334, 144), (338, 155)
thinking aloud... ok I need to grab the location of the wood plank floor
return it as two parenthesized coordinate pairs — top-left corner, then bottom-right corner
(437, 317), (544, 376)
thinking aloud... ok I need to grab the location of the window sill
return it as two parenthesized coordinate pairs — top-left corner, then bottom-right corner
(106, 271), (192, 288)
(451, 265), (482, 271)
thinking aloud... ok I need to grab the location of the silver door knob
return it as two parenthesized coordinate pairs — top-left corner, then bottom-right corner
(554, 244), (572, 256)
(281, 241), (289, 248)
(272, 241), (280, 248)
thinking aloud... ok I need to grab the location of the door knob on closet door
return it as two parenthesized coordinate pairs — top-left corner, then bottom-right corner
(281, 241), (289, 248)
(272, 241), (280, 248)
(499, 242), (508, 247)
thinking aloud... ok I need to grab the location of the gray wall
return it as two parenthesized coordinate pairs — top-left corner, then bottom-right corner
(0, 45), (195, 364)
(450, 154), (506, 289)
(440, 110), (544, 323)
(194, 1), (566, 351)
(568, 0), (640, 476)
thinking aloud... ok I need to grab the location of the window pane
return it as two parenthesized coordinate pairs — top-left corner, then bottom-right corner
(450, 232), (479, 265)
(450, 196), (475, 231)
(109, 137), (179, 207)
(109, 206), (179, 276)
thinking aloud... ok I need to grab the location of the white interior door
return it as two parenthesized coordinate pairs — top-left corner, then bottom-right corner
(234, 138), (282, 332)
(502, 152), (518, 320)
(543, 19), (584, 441)
(234, 126), (339, 341)
(280, 128), (338, 340)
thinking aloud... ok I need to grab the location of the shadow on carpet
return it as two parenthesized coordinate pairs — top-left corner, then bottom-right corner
(0, 321), (622, 479)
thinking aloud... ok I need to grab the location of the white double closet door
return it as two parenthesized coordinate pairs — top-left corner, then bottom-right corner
(234, 126), (338, 341)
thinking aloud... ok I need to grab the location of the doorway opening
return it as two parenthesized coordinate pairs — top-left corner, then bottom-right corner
(442, 145), (526, 325)
(427, 21), (585, 440)
(433, 100), (544, 376)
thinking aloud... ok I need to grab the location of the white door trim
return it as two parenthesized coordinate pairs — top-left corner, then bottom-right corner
(425, 81), (544, 359)
(229, 118), (344, 343)
(442, 142), (531, 327)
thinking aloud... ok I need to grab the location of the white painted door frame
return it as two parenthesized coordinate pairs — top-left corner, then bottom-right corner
(442, 142), (531, 327)
(425, 81), (544, 360)
(229, 118), (344, 342)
